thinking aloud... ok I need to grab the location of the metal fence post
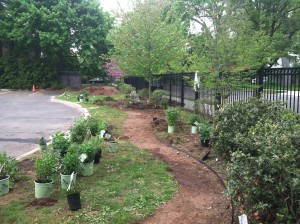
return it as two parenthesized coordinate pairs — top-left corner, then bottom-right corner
(181, 71), (184, 107)
(215, 73), (222, 110)
(257, 68), (264, 98)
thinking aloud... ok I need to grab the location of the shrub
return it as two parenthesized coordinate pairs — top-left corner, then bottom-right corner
(0, 152), (18, 180)
(199, 122), (211, 140)
(117, 83), (134, 94)
(70, 118), (88, 144)
(152, 89), (169, 106)
(60, 150), (80, 175)
(189, 114), (200, 126)
(86, 116), (100, 136)
(52, 131), (70, 157)
(211, 98), (287, 159)
(99, 120), (109, 131)
(137, 88), (148, 99)
(78, 90), (89, 102)
(226, 112), (300, 223)
(39, 137), (47, 152)
(78, 140), (96, 163)
(165, 107), (180, 126)
(34, 152), (57, 183)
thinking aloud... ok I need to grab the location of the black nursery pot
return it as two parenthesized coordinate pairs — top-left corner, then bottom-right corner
(94, 151), (102, 164)
(67, 193), (81, 211)
(201, 139), (210, 147)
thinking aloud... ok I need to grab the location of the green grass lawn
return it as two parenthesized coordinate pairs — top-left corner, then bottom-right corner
(0, 91), (177, 224)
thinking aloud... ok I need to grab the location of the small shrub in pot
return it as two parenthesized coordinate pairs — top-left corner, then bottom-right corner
(52, 131), (70, 157)
(34, 152), (57, 183)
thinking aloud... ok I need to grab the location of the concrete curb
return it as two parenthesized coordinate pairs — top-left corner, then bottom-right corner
(17, 96), (89, 160)
(50, 96), (89, 118)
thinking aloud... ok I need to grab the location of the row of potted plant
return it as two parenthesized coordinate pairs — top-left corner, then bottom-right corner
(165, 107), (211, 147)
(33, 115), (108, 210)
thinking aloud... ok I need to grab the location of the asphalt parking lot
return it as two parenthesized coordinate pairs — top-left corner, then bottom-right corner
(0, 90), (81, 158)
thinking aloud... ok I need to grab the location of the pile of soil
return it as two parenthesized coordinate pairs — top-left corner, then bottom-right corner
(82, 86), (119, 96)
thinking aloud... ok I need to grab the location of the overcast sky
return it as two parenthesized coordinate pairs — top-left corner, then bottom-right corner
(99, 0), (130, 12)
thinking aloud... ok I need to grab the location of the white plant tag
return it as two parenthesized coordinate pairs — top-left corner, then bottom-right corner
(79, 153), (87, 163)
(100, 130), (106, 139)
(238, 214), (248, 224)
(67, 172), (75, 191)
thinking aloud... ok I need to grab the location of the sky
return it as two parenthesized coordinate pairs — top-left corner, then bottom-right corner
(99, 0), (130, 12)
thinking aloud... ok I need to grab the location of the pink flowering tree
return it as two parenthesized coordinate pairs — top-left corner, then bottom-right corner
(103, 62), (125, 81)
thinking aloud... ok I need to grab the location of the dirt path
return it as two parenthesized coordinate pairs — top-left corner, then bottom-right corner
(122, 110), (231, 224)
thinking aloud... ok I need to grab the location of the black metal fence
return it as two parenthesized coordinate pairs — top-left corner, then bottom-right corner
(124, 67), (300, 113)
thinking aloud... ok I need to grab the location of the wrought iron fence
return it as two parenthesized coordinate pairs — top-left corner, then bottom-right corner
(124, 67), (300, 113)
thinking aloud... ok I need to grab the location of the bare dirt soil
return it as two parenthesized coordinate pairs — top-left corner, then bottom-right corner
(82, 85), (119, 96)
(122, 109), (232, 224)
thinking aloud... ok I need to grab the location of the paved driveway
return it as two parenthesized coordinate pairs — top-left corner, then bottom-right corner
(0, 90), (81, 158)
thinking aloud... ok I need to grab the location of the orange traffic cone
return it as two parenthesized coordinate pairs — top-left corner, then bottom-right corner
(32, 85), (36, 92)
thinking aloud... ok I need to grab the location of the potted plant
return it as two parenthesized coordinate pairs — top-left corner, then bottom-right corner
(70, 118), (88, 144)
(78, 140), (96, 176)
(77, 90), (89, 102)
(65, 173), (82, 211)
(0, 152), (18, 196)
(34, 151), (57, 198)
(39, 137), (47, 152)
(60, 149), (80, 189)
(165, 107), (180, 134)
(52, 131), (70, 157)
(108, 138), (119, 153)
(189, 114), (200, 134)
(90, 137), (103, 163)
(199, 122), (211, 147)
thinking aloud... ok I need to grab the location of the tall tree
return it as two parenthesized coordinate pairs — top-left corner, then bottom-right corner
(1, 0), (112, 78)
(175, 0), (300, 69)
(108, 0), (186, 97)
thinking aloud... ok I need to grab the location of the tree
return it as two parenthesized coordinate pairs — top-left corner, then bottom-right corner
(176, 0), (300, 69)
(108, 0), (186, 98)
(168, 0), (300, 100)
(0, 0), (112, 88)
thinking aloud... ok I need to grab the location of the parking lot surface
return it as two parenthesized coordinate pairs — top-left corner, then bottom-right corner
(0, 90), (81, 158)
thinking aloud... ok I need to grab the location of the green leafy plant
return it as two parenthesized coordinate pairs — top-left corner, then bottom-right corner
(199, 122), (211, 140)
(0, 152), (18, 180)
(99, 120), (109, 131)
(165, 107), (180, 126)
(70, 118), (88, 144)
(226, 112), (300, 223)
(152, 89), (169, 106)
(39, 137), (47, 152)
(79, 140), (96, 163)
(34, 152), (57, 183)
(117, 83), (134, 94)
(77, 90), (89, 102)
(60, 151), (80, 175)
(90, 137), (103, 155)
(86, 116), (100, 136)
(189, 114), (200, 126)
(211, 97), (287, 159)
(137, 88), (148, 99)
(52, 131), (70, 157)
